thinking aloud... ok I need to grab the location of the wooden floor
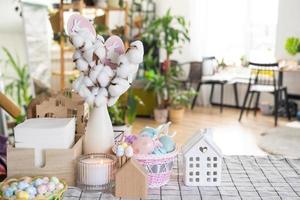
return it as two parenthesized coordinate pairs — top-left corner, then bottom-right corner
(132, 106), (290, 156)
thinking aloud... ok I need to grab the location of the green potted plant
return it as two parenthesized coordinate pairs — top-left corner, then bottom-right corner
(142, 9), (190, 71)
(285, 37), (300, 56)
(169, 88), (196, 123)
(108, 90), (143, 133)
(145, 69), (169, 123)
(1, 47), (32, 123)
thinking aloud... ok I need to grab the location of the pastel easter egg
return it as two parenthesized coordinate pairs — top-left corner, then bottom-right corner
(132, 136), (155, 155)
(37, 185), (47, 195)
(1, 184), (9, 192)
(34, 178), (44, 187)
(140, 127), (158, 138)
(50, 177), (59, 185)
(47, 182), (56, 192)
(26, 186), (37, 196)
(56, 183), (64, 190)
(116, 145), (125, 157)
(22, 177), (32, 183)
(121, 142), (128, 149)
(43, 177), (49, 183)
(16, 191), (29, 200)
(125, 146), (133, 157)
(159, 135), (175, 153)
(10, 182), (18, 188)
(124, 135), (137, 144)
(18, 181), (29, 190)
(3, 188), (14, 198)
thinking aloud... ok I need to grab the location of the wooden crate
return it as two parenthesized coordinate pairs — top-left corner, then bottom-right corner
(7, 136), (83, 186)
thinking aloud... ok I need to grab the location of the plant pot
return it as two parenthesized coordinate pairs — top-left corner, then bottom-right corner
(154, 108), (168, 123)
(169, 108), (185, 123)
(84, 106), (114, 154)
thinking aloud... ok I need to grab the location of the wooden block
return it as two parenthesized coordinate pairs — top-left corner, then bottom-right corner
(7, 136), (83, 186)
(115, 158), (148, 199)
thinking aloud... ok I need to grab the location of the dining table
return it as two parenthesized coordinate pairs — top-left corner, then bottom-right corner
(63, 155), (300, 200)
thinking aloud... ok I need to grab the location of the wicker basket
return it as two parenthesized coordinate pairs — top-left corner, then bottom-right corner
(0, 176), (67, 200)
(134, 148), (178, 188)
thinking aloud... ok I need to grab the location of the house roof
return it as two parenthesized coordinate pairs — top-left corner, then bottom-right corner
(182, 128), (222, 157)
(117, 158), (147, 177)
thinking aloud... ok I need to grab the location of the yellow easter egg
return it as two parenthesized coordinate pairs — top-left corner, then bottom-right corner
(121, 143), (128, 148)
(16, 191), (29, 200)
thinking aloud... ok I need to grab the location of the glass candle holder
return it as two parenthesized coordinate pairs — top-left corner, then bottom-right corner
(77, 153), (117, 192)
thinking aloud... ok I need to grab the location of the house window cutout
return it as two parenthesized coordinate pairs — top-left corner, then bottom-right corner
(196, 172), (200, 175)
(207, 171), (210, 175)
(213, 157), (217, 161)
(189, 163), (193, 168)
(213, 163), (217, 167)
(207, 178), (211, 182)
(196, 157), (200, 161)
(189, 157), (193, 161)
(207, 157), (211, 161)
(213, 171), (217, 175)
(196, 178), (200, 182)
(207, 163), (211, 168)
(196, 163), (200, 168)
(213, 178), (217, 182)
(189, 178), (193, 182)
(189, 172), (193, 176)
(45, 113), (54, 118)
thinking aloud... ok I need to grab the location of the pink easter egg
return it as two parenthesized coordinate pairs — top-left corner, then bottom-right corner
(104, 35), (125, 69)
(132, 136), (155, 155)
(67, 14), (96, 37)
(37, 185), (47, 195)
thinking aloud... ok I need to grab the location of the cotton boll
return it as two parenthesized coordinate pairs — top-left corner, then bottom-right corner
(96, 35), (105, 43)
(82, 48), (94, 63)
(80, 40), (93, 51)
(117, 54), (130, 65)
(91, 87), (99, 96)
(108, 77), (130, 97)
(94, 45), (106, 63)
(83, 76), (94, 87)
(89, 64), (103, 82)
(85, 93), (95, 105)
(70, 35), (84, 49)
(72, 73), (84, 91)
(107, 96), (119, 107)
(78, 85), (90, 98)
(72, 50), (82, 62)
(126, 40), (144, 64)
(97, 66), (114, 87)
(94, 88), (108, 107)
(116, 65), (128, 79)
(75, 58), (89, 72)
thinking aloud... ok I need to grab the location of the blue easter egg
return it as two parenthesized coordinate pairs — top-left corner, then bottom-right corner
(153, 147), (167, 155)
(159, 136), (175, 153)
(18, 181), (29, 190)
(26, 186), (37, 196)
(3, 188), (14, 198)
(34, 178), (44, 187)
(140, 127), (158, 138)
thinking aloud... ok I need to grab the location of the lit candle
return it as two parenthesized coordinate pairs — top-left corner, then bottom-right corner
(78, 154), (116, 188)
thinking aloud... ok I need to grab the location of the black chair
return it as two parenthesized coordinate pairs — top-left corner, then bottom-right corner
(238, 62), (290, 126)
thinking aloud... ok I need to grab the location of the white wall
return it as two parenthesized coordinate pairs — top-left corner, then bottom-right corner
(275, 0), (300, 60)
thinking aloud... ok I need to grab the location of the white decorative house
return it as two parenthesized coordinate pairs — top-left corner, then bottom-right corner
(182, 128), (222, 186)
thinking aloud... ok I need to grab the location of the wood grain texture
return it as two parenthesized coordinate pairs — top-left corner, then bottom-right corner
(0, 92), (21, 118)
(7, 136), (83, 185)
(115, 158), (148, 199)
(132, 106), (289, 155)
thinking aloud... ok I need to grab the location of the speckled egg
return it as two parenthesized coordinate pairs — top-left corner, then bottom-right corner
(50, 177), (59, 185)
(37, 184), (47, 195)
(47, 182), (56, 192)
(16, 191), (29, 200)
(18, 181), (29, 190)
(26, 186), (37, 197)
(34, 178), (44, 187)
(3, 188), (14, 198)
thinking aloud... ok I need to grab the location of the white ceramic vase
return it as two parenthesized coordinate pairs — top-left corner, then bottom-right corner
(84, 105), (114, 154)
